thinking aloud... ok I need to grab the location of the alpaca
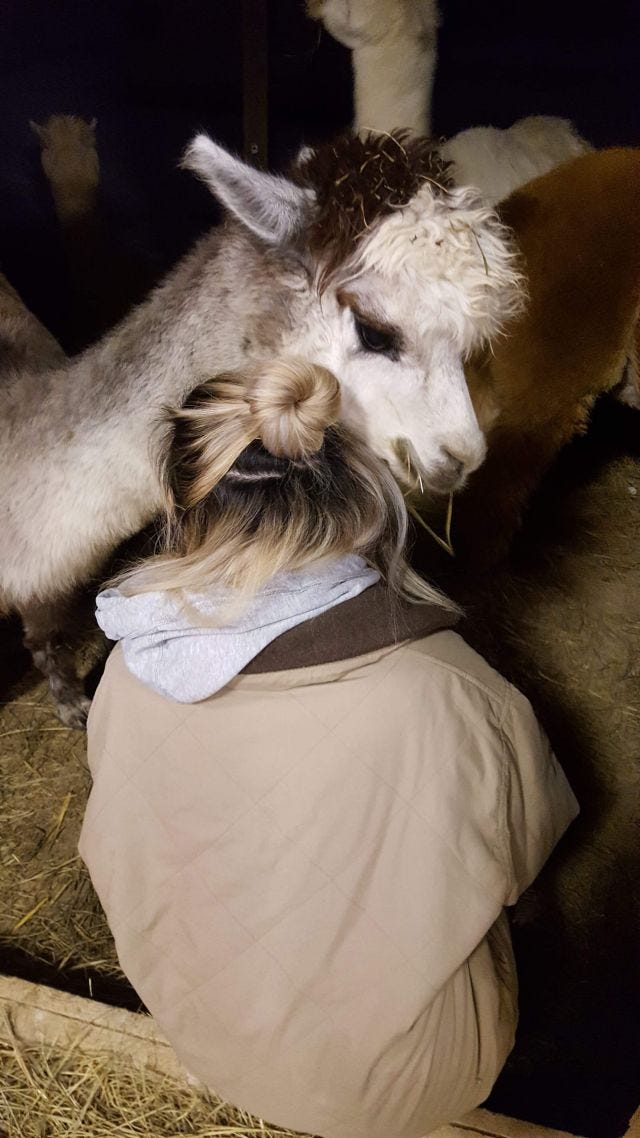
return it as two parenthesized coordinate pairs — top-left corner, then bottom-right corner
(408, 149), (640, 1134)
(0, 130), (521, 724)
(30, 115), (99, 224)
(30, 114), (154, 347)
(454, 147), (640, 565)
(440, 115), (591, 204)
(307, 0), (440, 135)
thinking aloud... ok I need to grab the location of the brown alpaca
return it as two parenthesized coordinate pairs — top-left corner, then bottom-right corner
(412, 148), (640, 1134)
(454, 147), (640, 565)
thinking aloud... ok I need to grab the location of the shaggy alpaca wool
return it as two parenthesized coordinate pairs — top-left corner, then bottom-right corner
(357, 180), (524, 350)
(292, 131), (452, 284)
(292, 133), (523, 350)
(440, 115), (590, 205)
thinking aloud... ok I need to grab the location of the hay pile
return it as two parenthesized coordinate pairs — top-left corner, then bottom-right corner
(0, 625), (119, 980)
(0, 1029), (308, 1138)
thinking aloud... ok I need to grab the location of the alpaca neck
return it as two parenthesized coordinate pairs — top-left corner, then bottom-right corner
(50, 183), (99, 224)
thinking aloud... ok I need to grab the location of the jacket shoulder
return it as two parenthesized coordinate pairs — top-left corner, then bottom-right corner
(406, 630), (512, 713)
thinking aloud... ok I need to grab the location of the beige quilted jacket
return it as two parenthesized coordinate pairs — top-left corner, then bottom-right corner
(80, 629), (578, 1138)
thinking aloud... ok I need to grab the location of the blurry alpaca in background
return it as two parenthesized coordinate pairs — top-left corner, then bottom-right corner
(30, 114), (154, 349)
(307, 0), (440, 136)
(30, 115), (99, 225)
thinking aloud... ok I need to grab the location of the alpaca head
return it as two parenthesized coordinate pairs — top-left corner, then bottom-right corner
(31, 115), (99, 202)
(183, 131), (524, 496)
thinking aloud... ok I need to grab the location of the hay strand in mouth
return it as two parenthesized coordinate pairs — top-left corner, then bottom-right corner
(407, 492), (455, 557)
(398, 442), (455, 556)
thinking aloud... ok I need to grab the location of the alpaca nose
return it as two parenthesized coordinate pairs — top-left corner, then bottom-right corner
(442, 431), (486, 478)
(441, 448), (466, 480)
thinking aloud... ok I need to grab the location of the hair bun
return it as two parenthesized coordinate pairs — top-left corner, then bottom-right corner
(249, 358), (341, 459)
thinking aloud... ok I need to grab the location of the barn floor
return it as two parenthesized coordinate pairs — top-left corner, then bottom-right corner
(0, 619), (121, 988)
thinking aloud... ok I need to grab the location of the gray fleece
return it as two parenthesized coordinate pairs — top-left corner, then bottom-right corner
(96, 555), (379, 703)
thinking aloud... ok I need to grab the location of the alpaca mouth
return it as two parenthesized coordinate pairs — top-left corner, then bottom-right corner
(392, 438), (467, 497)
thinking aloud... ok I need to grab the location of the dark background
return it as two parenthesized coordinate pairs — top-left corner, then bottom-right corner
(0, 2), (639, 1134)
(0, 0), (638, 352)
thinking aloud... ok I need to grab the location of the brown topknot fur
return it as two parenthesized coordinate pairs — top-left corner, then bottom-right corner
(291, 131), (452, 285)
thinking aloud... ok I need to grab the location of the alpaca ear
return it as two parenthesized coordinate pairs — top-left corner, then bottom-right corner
(182, 134), (315, 245)
(89, 116), (98, 131)
(29, 120), (45, 141)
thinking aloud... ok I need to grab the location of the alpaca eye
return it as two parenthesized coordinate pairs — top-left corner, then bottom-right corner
(354, 316), (399, 357)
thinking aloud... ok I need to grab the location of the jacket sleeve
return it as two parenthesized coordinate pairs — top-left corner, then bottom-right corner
(499, 685), (579, 905)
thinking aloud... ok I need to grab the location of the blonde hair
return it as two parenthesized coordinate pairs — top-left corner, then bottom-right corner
(114, 358), (453, 610)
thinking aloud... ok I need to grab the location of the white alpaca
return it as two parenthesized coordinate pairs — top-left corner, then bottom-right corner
(308, 0), (439, 135)
(309, 2), (591, 202)
(441, 115), (591, 203)
(0, 131), (522, 723)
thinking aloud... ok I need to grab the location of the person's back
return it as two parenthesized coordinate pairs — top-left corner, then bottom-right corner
(80, 358), (577, 1137)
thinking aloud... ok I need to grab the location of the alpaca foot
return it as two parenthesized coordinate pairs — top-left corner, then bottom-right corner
(33, 650), (92, 728)
(21, 597), (92, 729)
(54, 690), (92, 729)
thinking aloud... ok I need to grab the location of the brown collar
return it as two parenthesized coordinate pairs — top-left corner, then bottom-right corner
(242, 583), (459, 674)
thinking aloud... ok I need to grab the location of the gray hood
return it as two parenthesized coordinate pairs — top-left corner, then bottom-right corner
(96, 555), (379, 703)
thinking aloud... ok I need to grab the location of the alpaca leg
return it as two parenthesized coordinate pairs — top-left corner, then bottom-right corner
(0, 272), (65, 374)
(308, 0), (439, 136)
(21, 598), (92, 728)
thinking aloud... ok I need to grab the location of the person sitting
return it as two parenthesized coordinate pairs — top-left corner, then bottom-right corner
(80, 358), (578, 1138)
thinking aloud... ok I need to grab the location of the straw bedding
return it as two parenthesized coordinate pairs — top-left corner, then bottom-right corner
(0, 1028), (308, 1138)
(0, 622), (119, 980)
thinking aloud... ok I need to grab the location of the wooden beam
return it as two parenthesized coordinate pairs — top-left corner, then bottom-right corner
(242, 0), (269, 168)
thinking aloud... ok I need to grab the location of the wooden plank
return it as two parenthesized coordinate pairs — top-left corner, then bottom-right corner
(456, 1107), (584, 1137)
(0, 973), (186, 1080)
